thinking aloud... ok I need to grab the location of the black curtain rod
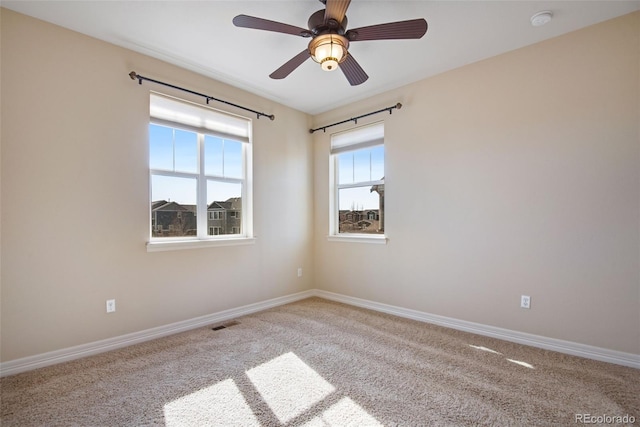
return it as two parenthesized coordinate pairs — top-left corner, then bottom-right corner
(309, 103), (402, 134)
(129, 71), (275, 121)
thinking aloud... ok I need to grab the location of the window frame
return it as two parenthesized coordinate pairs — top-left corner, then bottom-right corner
(147, 93), (254, 252)
(328, 122), (387, 244)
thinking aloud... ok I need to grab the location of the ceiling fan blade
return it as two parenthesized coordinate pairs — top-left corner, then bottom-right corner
(324, 0), (351, 24)
(233, 14), (310, 37)
(339, 54), (368, 86)
(346, 18), (427, 41)
(270, 50), (310, 79)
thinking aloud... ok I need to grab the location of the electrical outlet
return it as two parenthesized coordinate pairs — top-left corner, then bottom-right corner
(106, 299), (116, 313)
(297, 267), (303, 277)
(520, 295), (531, 309)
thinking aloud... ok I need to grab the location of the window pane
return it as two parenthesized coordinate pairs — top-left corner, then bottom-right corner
(353, 149), (371, 183)
(338, 145), (384, 185)
(204, 137), (243, 179)
(207, 181), (242, 235)
(371, 145), (385, 181)
(149, 125), (198, 173)
(174, 129), (198, 173)
(338, 185), (384, 234)
(149, 124), (174, 170)
(204, 135), (223, 176)
(337, 152), (354, 185)
(224, 139), (243, 179)
(151, 175), (197, 238)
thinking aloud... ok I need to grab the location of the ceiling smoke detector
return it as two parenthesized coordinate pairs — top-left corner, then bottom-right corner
(531, 11), (553, 27)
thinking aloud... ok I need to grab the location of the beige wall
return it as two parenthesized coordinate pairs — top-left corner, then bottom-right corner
(313, 12), (639, 354)
(1, 8), (638, 363)
(0, 9), (315, 362)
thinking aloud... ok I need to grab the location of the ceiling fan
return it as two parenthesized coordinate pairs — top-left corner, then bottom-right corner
(232, 0), (428, 86)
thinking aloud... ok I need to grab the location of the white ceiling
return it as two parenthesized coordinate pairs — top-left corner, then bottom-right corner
(3, 1), (639, 115)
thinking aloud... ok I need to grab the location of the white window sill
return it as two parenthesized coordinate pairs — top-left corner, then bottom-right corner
(327, 235), (388, 244)
(147, 237), (256, 252)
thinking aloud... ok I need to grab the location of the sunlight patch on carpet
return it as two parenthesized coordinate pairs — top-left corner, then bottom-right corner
(163, 378), (259, 427)
(507, 359), (535, 369)
(469, 344), (535, 369)
(469, 344), (503, 355)
(246, 352), (335, 423)
(300, 396), (383, 427)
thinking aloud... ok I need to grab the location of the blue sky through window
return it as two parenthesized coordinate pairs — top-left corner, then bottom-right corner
(150, 124), (383, 211)
(204, 135), (242, 179)
(150, 124), (243, 204)
(337, 145), (384, 210)
(152, 175), (196, 205)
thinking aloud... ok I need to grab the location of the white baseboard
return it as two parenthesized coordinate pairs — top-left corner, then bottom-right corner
(0, 290), (315, 377)
(2, 288), (637, 377)
(314, 290), (640, 370)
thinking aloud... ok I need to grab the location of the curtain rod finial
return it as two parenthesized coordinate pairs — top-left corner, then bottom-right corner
(396, 103), (402, 110)
(129, 71), (137, 80)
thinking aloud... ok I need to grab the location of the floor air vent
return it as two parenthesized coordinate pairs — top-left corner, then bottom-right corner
(211, 320), (240, 331)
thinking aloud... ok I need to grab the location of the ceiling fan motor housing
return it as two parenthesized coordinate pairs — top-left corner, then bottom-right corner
(308, 9), (348, 35)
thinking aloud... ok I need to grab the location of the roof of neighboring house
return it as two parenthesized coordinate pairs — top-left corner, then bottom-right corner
(208, 197), (241, 211)
(208, 201), (230, 210)
(339, 209), (380, 214)
(151, 201), (196, 212)
(152, 200), (169, 210)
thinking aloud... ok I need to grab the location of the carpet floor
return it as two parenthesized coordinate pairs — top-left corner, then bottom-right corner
(1, 297), (638, 426)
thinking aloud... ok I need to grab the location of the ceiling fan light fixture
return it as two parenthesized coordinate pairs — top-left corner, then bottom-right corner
(233, 1), (427, 84)
(309, 34), (348, 71)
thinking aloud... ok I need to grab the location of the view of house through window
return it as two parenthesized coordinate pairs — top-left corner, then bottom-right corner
(149, 93), (251, 240)
(331, 122), (385, 235)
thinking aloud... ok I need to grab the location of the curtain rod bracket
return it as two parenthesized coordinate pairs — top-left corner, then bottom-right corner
(128, 71), (275, 121)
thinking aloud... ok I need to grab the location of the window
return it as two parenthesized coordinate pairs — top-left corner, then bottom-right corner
(148, 93), (253, 249)
(330, 122), (385, 240)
